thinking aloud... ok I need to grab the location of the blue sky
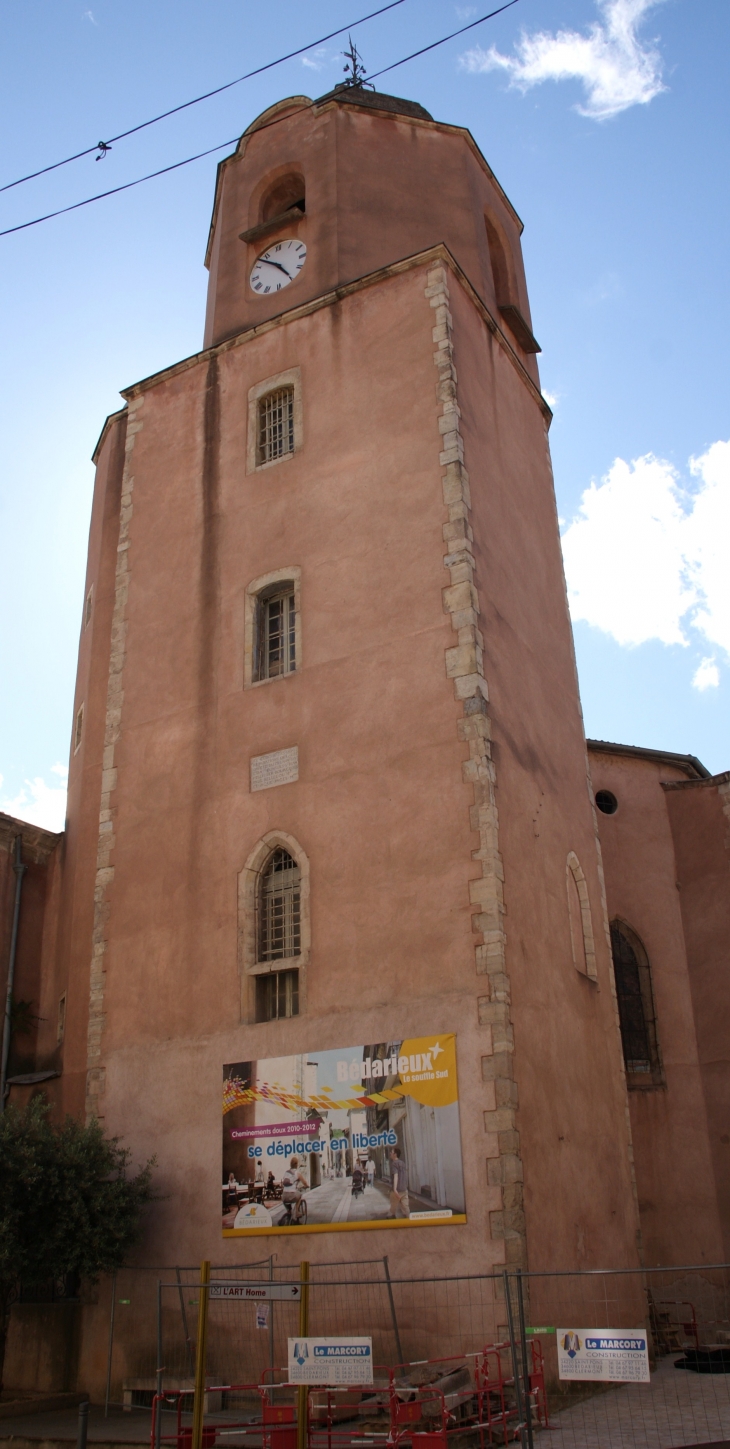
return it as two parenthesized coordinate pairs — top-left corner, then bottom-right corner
(1, 0), (728, 831)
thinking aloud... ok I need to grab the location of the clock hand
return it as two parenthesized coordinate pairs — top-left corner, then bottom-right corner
(260, 258), (293, 279)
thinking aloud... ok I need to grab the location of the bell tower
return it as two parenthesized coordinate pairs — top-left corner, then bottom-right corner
(203, 86), (540, 369)
(50, 82), (640, 1291)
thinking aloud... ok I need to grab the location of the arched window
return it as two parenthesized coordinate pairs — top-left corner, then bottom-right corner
(74, 703), (84, 754)
(485, 214), (511, 306)
(238, 831), (310, 1024)
(254, 849), (301, 1022)
(259, 848), (301, 961)
(261, 172), (305, 224)
(610, 922), (662, 1083)
(485, 212), (541, 354)
(566, 852), (597, 980)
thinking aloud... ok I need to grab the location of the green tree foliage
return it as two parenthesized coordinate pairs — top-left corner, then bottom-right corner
(0, 1096), (154, 1387)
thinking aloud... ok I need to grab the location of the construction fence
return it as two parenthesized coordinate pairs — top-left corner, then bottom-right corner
(98, 1260), (730, 1449)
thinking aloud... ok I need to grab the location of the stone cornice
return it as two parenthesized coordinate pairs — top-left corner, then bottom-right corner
(662, 771), (730, 792)
(587, 739), (710, 781)
(121, 244), (551, 425)
(0, 812), (62, 865)
(91, 407), (127, 465)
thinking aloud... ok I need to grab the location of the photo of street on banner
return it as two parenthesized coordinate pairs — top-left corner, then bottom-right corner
(222, 1034), (466, 1235)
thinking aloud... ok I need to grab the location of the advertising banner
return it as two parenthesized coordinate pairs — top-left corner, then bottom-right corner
(288, 1338), (373, 1385)
(557, 1329), (650, 1382)
(222, 1033), (466, 1236)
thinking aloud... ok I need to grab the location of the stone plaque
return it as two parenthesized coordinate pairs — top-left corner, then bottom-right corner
(250, 746), (299, 792)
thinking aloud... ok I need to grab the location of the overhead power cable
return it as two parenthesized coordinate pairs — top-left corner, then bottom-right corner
(368, 0), (520, 81)
(0, 0), (407, 195)
(0, 0), (523, 240)
(0, 139), (241, 237)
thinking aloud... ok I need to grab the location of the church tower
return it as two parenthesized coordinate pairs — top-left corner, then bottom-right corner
(45, 85), (641, 1281)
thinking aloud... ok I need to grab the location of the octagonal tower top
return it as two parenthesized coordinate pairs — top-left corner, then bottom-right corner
(203, 86), (539, 372)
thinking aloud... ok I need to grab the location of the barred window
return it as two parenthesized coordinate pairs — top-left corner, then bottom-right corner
(257, 387), (294, 465)
(610, 922), (662, 1082)
(259, 849), (301, 962)
(256, 587), (296, 681)
(256, 968), (299, 1023)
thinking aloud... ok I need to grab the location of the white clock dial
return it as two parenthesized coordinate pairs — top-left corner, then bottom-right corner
(250, 239), (307, 295)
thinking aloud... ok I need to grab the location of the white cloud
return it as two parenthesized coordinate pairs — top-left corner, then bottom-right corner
(693, 658), (719, 692)
(461, 0), (667, 120)
(685, 441), (730, 659)
(302, 49), (329, 72)
(542, 389), (559, 410)
(1, 764), (68, 833)
(83, 9), (98, 23)
(561, 441), (730, 669)
(562, 454), (693, 647)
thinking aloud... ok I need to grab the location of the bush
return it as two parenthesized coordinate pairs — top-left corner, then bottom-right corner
(0, 1096), (154, 1388)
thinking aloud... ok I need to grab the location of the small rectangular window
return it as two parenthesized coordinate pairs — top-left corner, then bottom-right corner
(84, 588), (93, 628)
(256, 589), (296, 681)
(73, 704), (84, 753)
(256, 969), (299, 1023)
(248, 369), (302, 475)
(257, 387), (295, 465)
(57, 993), (67, 1044)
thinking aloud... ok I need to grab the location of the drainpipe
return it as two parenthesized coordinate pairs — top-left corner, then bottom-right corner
(0, 835), (27, 1113)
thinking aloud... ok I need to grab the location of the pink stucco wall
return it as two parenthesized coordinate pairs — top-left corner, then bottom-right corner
(664, 776), (730, 1258)
(589, 748), (725, 1266)
(449, 279), (639, 1270)
(7, 89), (730, 1403)
(37, 242), (639, 1292)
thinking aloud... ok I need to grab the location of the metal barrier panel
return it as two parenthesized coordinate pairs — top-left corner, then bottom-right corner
(519, 1264), (730, 1449)
(304, 1269), (503, 1366)
(95, 1259), (730, 1449)
(101, 1261), (273, 1411)
(103, 1266), (172, 1410)
(168, 1265), (504, 1388)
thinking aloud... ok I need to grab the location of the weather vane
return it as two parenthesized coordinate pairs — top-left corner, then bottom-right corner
(342, 35), (373, 89)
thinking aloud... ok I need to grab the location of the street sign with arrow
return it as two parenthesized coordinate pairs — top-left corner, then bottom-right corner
(209, 1282), (302, 1301)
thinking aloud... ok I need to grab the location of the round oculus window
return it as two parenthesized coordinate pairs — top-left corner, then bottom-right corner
(596, 789), (618, 815)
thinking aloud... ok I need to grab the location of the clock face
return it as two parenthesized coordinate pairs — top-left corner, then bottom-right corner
(250, 239), (307, 295)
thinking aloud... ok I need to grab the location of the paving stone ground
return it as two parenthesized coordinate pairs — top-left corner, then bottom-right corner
(544, 1353), (730, 1448)
(0, 1403), (153, 1442)
(1, 1354), (728, 1449)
